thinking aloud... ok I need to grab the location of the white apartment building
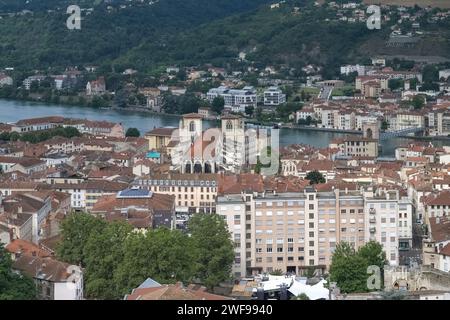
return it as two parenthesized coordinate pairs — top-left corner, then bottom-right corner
(23, 75), (46, 90)
(337, 111), (355, 130)
(296, 108), (315, 122)
(394, 112), (425, 131)
(134, 173), (218, 214)
(263, 86), (286, 106)
(340, 64), (366, 76)
(207, 86), (257, 112)
(364, 189), (413, 265)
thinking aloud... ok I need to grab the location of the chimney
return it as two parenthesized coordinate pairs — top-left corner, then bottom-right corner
(436, 217), (440, 224)
(17, 206), (22, 214)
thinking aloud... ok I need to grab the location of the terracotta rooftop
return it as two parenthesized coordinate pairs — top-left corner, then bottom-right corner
(6, 239), (53, 258)
(429, 216), (450, 243)
(425, 191), (450, 206)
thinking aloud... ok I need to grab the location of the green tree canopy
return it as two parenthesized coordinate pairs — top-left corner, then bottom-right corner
(188, 213), (234, 289)
(56, 212), (107, 266)
(211, 96), (225, 114)
(125, 127), (141, 137)
(306, 170), (326, 185)
(411, 95), (425, 109)
(329, 241), (386, 294)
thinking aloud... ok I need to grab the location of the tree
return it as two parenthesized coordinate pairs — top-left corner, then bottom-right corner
(245, 105), (254, 117)
(211, 96), (225, 114)
(329, 241), (386, 294)
(269, 269), (283, 276)
(388, 78), (404, 91)
(411, 95), (425, 109)
(90, 95), (109, 109)
(125, 127), (140, 137)
(56, 212), (107, 266)
(0, 243), (36, 300)
(306, 171), (326, 185)
(188, 213), (234, 289)
(329, 242), (368, 294)
(83, 221), (133, 299)
(358, 241), (386, 285)
(113, 228), (196, 297)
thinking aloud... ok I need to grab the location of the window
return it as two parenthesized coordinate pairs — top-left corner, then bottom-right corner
(309, 195), (314, 200)
(288, 238), (294, 243)
(277, 247), (283, 253)
(298, 256), (304, 261)
(288, 247), (294, 252)
(256, 248), (262, 253)
(309, 204), (314, 210)
(309, 232), (314, 237)
(266, 246), (273, 253)
(277, 257), (283, 262)
(298, 247), (304, 252)
(309, 222), (314, 228)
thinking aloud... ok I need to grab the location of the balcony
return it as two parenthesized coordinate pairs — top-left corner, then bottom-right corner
(369, 227), (376, 233)
(369, 217), (376, 224)
(369, 208), (376, 215)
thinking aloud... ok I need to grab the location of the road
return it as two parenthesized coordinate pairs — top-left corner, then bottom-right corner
(318, 86), (333, 100)
(399, 222), (424, 267)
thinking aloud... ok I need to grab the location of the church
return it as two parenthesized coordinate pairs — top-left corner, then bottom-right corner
(171, 113), (258, 174)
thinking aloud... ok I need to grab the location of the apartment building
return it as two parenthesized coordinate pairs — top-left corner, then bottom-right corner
(43, 181), (128, 210)
(263, 87), (286, 106)
(330, 136), (379, 158)
(23, 75), (46, 90)
(340, 64), (366, 76)
(423, 190), (450, 219)
(0, 192), (52, 244)
(218, 177), (410, 278)
(134, 173), (218, 214)
(219, 186), (355, 277)
(394, 112), (425, 131)
(207, 86), (257, 112)
(364, 189), (413, 265)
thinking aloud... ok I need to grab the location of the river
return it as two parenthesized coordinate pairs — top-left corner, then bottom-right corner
(0, 99), (444, 156)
